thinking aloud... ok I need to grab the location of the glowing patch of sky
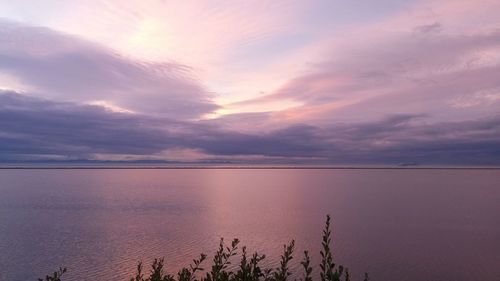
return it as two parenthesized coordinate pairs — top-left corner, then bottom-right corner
(0, 0), (415, 114)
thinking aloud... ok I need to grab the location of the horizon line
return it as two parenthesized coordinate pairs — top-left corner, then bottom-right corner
(1, 165), (499, 170)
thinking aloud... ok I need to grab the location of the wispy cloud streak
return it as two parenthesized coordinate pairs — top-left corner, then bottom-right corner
(0, 20), (217, 118)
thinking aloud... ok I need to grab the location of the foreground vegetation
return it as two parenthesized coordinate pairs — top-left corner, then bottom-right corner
(39, 215), (368, 281)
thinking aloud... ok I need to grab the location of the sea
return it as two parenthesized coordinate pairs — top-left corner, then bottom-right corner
(0, 168), (499, 281)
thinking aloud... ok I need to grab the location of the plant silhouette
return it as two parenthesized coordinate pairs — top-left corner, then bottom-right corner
(38, 267), (66, 281)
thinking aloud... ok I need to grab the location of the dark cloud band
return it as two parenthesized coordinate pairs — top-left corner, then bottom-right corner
(1, 91), (499, 165)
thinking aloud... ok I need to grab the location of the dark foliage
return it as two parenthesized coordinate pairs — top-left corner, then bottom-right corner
(300, 251), (312, 281)
(39, 216), (368, 281)
(38, 267), (66, 281)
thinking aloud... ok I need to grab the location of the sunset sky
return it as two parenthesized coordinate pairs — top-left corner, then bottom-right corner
(1, 0), (499, 165)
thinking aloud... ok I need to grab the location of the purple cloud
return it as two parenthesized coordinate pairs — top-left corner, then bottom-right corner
(0, 20), (217, 119)
(1, 91), (498, 165)
(236, 23), (500, 124)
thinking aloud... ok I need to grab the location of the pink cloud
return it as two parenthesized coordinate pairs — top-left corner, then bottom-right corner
(0, 20), (217, 119)
(228, 0), (500, 127)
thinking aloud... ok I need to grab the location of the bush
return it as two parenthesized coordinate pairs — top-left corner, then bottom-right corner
(40, 215), (368, 281)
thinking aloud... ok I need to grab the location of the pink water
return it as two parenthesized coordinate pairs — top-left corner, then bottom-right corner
(0, 169), (499, 281)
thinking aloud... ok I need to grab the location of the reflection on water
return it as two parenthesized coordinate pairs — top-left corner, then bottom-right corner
(0, 169), (499, 281)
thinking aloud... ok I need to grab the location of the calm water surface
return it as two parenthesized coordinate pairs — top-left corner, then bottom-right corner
(0, 169), (499, 281)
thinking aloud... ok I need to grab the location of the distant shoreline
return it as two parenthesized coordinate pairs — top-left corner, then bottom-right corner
(1, 166), (499, 170)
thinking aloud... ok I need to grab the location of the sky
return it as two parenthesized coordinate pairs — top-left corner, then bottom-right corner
(0, 0), (499, 165)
